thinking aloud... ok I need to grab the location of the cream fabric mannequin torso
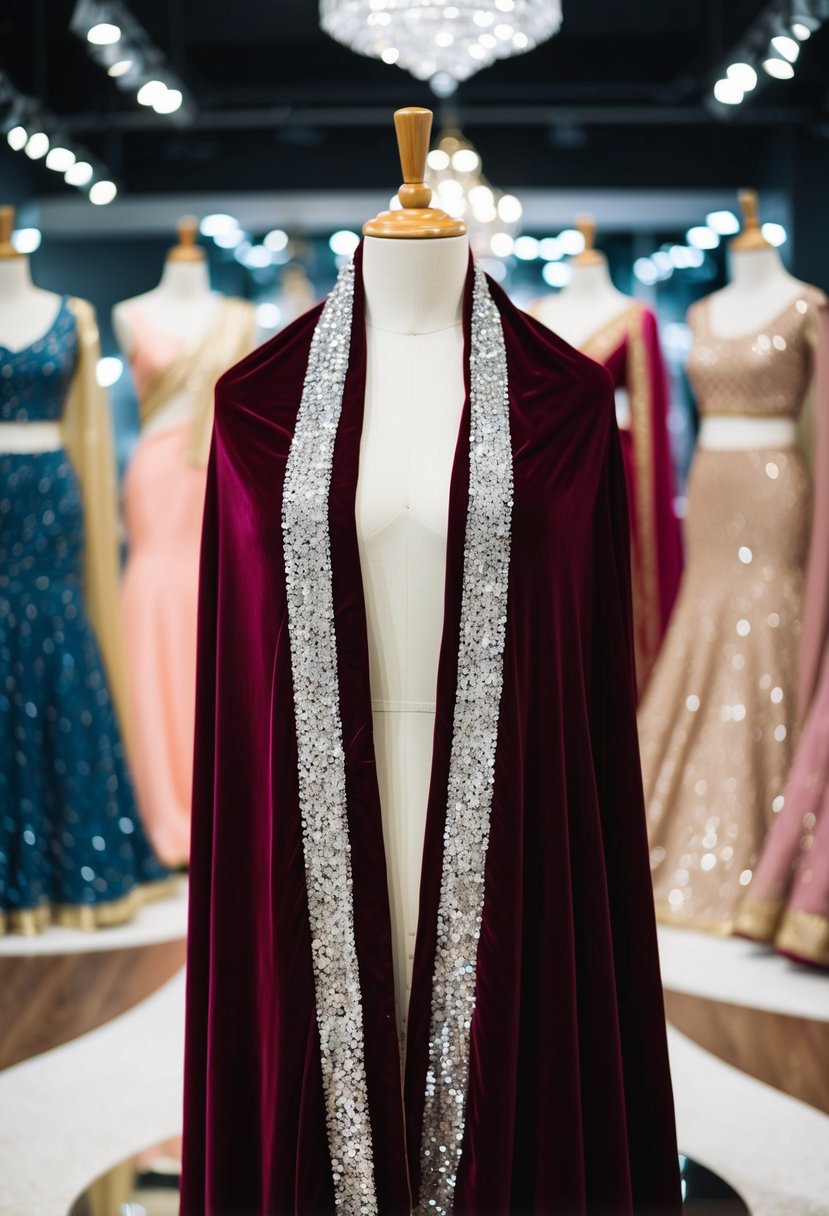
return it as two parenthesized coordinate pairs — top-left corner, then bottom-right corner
(535, 259), (632, 348)
(113, 260), (221, 437)
(0, 257), (64, 453)
(357, 234), (468, 1051)
(699, 246), (810, 451)
(533, 260), (634, 427)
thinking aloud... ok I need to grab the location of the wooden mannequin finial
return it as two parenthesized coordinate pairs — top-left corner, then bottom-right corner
(0, 205), (22, 260)
(168, 214), (205, 262)
(363, 106), (467, 239)
(571, 212), (605, 267)
(731, 188), (771, 252)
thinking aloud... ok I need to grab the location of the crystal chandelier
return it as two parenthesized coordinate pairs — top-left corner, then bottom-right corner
(319, 1), (562, 88)
(419, 128), (522, 258)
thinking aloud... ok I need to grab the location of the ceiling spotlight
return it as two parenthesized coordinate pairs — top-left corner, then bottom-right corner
(89, 179), (118, 205)
(6, 125), (27, 151)
(762, 55), (795, 78)
(452, 148), (480, 173)
(770, 33), (800, 61)
(153, 87), (182, 113)
(11, 227), (42, 254)
(513, 235), (540, 260)
(558, 227), (585, 255)
(490, 232), (514, 257)
(214, 227), (245, 249)
(761, 222), (787, 246)
(264, 229), (289, 252)
(242, 244), (272, 270)
(24, 131), (49, 159)
(65, 159), (94, 186)
(687, 226), (719, 249)
(136, 79), (167, 106)
(107, 58), (134, 77)
(329, 229), (360, 257)
(96, 356), (124, 387)
(727, 62), (757, 90)
(633, 257), (658, 286)
(791, 20), (812, 36)
(498, 195), (523, 224)
(200, 213), (238, 237)
(45, 146), (76, 172)
(542, 261), (572, 288)
(714, 77), (744, 104)
(705, 210), (740, 235)
(87, 21), (121, 44)
(539, 236), (562, 261)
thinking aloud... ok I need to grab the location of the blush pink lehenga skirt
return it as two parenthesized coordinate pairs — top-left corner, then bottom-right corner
(735, 643), (829, 966)
(121, 424), (207, 866)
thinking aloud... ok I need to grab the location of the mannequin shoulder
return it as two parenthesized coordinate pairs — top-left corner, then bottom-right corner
(214, 301), (325, 426)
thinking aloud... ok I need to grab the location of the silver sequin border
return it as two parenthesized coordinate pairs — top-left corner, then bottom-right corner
(415, 267), (513, 1216)
(281, 260), (378, 1216)
(282, 260), (512, 1216)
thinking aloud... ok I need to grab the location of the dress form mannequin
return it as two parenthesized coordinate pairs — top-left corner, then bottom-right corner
(533, 214), (633, 348)
(113, 216), (220, 437)
(532, 215), (636, 427)
(0, 206), (63, 453)
(358, 108), (467, 1053)
(700, 189), (813, 451)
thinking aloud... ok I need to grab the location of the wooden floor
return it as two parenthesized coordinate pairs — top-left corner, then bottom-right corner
(0, 940), (186, 1070)
(0, 935), (825, 1118)
(664, 986), (829, 1116)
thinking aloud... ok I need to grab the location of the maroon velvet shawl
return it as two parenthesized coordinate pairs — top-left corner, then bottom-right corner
(181, 245), (681, 1216)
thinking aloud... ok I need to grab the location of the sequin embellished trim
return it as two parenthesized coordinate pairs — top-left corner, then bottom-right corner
(281, 260), (378, 1216)
(415, 267), (513, 1216)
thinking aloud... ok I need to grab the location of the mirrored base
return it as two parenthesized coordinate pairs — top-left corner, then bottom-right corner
(70, 1147), (749, 1215)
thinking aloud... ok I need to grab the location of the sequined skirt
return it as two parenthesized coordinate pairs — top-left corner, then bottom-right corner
(638, 444), (810, 933)
(0, 450), (168, 933)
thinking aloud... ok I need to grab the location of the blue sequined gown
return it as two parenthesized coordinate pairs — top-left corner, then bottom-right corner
(0, 296), (169, 933)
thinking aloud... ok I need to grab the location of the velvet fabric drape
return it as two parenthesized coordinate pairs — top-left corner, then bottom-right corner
(181, 246), (680, 1216)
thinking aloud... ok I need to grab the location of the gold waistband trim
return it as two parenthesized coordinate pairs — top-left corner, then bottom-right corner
(0, 878), (179, 937)
(700, 410), (799, 420)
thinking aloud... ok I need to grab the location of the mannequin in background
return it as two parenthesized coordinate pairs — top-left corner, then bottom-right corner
(114, 218), (256, 866)
(640, 189), (827, 935)
(531, 214), (633, 351)
(531, 215), (682, 693)
(0, 205), (169, 933)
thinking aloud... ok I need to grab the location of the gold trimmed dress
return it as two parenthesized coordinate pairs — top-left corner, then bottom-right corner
(121, 297), (257, 865)
(0, 296), (171, 935)
(639, 286), (826, 934)
(531, 300), (683, 696)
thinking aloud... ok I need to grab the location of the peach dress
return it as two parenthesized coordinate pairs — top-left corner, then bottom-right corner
(121, 300), (256, 865)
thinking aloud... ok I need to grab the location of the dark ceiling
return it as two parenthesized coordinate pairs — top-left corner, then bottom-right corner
(2, 0), (828, 196)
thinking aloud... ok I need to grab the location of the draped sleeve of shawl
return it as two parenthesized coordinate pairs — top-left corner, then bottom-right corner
(60, 296), (129, 733)
(799, 291), (829, 719)
(181, 305), (328, 1215)
(632, 306), (683, 639)
(586, 402), (681, 1210)
(132, 296), (259, 469)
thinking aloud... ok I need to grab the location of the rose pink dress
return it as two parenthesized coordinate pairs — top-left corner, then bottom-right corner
(121, 311), (205, 866)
